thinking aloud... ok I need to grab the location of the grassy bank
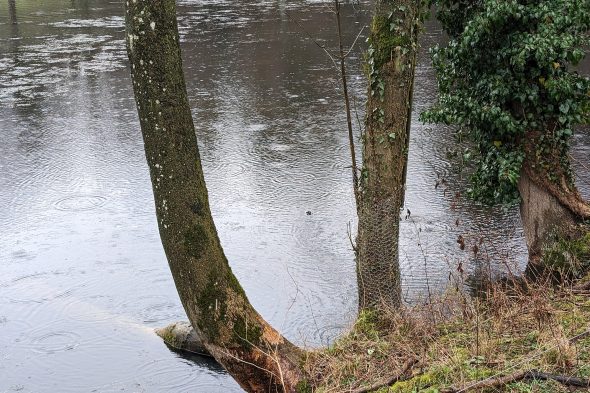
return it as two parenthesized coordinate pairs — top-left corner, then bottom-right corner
(302, 276), (590, 392)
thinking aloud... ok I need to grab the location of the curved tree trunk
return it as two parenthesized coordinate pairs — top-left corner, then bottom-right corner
(356, 0), (422, 310)
(124, 2), (304, 391)
(519, 132), (590, 274)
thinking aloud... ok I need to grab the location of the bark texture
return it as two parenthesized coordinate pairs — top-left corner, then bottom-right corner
(8, 0), (16, 24)
(124, 2), (304, 391)
(356, 0), (421, 310)
(519, 131), (590, 271)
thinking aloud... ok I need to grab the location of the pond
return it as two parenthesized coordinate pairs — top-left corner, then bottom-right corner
(0, 1), (588, 392)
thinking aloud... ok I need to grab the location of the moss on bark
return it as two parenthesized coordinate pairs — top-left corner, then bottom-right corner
(356, 0), (423, 310)
(125, 1), (304, 391)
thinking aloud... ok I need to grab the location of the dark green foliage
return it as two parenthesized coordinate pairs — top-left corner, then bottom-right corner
(422, 0), (590, 205)
(435, 0), (482, 38)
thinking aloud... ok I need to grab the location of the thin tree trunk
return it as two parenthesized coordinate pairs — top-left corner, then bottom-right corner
(124, 2), (304, 391)
(8, 0), (16, 24)
(356, 0), (422, 310)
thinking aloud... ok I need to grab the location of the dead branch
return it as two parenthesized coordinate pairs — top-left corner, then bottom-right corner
(285, 10), (340, 71)
(350, 357), (418, 393)
(441, 371), (529, 393)
(342, 26), (366, 58)
(443, 328), (590, 392)
(573, 280), (590, 291)
(526, 370), (590, 388)
(443, 369), (590, 392)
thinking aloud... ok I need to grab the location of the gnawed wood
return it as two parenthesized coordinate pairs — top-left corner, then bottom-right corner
(519, 130), (590, 273)
(156, 321), (212, 357)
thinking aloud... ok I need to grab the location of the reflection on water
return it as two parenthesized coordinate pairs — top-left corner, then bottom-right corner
(0, 1), (588, 392)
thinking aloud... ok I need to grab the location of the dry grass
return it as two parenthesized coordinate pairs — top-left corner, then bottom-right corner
(301, 275), (590, 392)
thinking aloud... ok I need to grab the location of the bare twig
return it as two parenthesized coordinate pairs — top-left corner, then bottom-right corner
(573, 279), (590, 291)
(409, 217), (433, 305)
(347, 221), (358, 252)
(286, 10), (340, 72)
(350, 357), (419, 393)
(351, 92), (365, 139)
(342, 26), (366, 58)
(335, 0), (360, 208)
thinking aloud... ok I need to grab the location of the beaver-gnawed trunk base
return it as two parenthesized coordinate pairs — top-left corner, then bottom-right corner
(156, 321), (212, 357)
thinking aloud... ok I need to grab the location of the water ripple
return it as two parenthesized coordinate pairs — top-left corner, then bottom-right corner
(53, 195), (107, 212)
(29, 330), (81, 354)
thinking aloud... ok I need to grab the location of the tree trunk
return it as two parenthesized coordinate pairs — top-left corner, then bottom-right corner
(8, 0), (16, 24)
(124, 2), (304, 391)
(356, 0), (422, 310)
(519, 131), (590, 274)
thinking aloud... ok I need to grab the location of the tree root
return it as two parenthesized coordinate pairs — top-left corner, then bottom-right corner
(350, 357), (419, 393)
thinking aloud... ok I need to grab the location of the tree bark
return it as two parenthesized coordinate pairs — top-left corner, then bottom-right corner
(356, 0), (421, 310)
(519, 131), (590, 273)
(124, 2), (304, 391)
(8, 0), (16, 24)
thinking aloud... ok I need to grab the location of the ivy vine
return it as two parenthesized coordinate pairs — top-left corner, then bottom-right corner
(421, 0), (590, 205)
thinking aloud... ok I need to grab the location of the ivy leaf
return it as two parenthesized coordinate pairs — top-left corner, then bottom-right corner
(423, 0), (590, 206)
(560, 102), (570, 114)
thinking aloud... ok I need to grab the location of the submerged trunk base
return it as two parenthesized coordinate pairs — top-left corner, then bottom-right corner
(156, 321), (212, 357)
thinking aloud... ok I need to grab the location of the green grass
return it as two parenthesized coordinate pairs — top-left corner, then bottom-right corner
(303, 279), (590, 392)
